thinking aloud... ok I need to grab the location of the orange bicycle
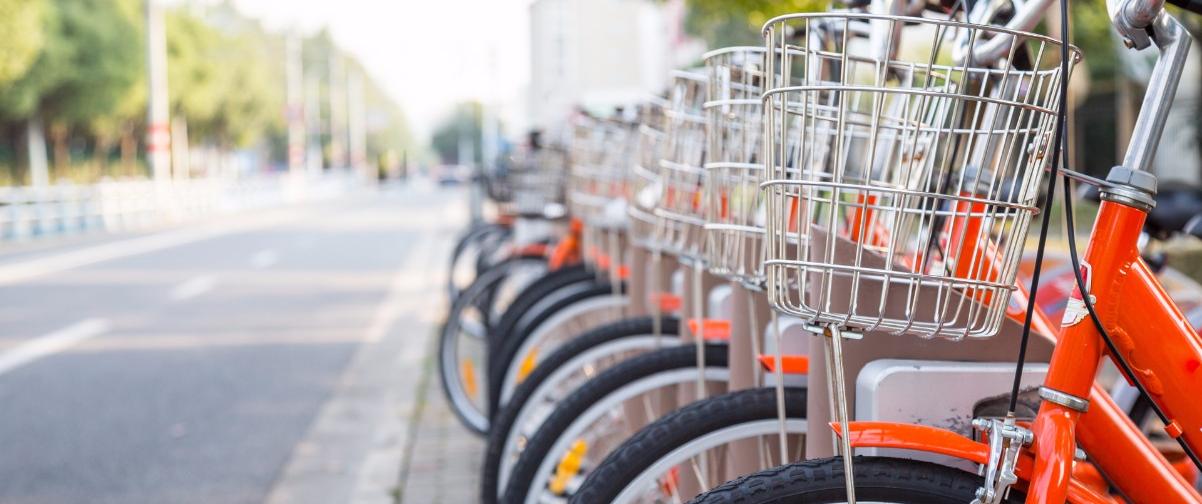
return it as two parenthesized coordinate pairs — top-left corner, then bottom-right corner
(689, 0), (1202, 502)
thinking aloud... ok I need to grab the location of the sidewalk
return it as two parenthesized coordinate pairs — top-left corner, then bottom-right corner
(395, 360), (486, 503)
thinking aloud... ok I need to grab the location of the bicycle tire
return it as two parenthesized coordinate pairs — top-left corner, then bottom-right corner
(487, 264), (595, 351)
(481, 316), (681, 503)
(572, 387), (807, 504)
(438, 255), (549, 435)
(448, 223), (510, 301)
(486, 281), (619, 418)
(687, 456), (1023, 504)
(500, 344), (730, 504)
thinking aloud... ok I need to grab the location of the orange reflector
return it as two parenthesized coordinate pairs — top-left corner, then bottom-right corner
(516, 348), (539, 384)
(757, 354), (809, 375)
(653, 292), (682, 313)
(688, 319), (731, 341)
(461, 358), (478, 397)
(596, 252), (611, 270)
(659, 466), (680, 497)
(550, 439), (588, 495)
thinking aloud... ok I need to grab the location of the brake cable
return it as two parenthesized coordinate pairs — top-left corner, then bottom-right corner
(1006, 0), (1071, 416)
(1061, 162), (1202, 471)
(1004, 0), (1202, 472)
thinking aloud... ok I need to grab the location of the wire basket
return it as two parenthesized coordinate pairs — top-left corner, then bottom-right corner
(629, 98), (668, 249)
(653, 70), (708, 262)
(568, 117), (631, 228)
(702, 47), (770, 288)
(761, 13), (1079, 339)
(511, 145), (568, 216)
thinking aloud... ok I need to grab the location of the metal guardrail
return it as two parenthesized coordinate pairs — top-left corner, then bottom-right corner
(0, 173), (360, 241)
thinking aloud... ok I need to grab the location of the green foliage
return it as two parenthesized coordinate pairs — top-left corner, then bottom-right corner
(0, 0), (412, 184)
(1071, 0), (1119, 80)
(23, 0), (142, 127)
(683, 0), (829, 47)
(0, 0), (47, 88)
(430, 102), (483, 165)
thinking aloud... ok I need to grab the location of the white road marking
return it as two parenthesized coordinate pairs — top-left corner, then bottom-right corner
(0, 318), (112, 377)
(170, 275), (217, 301)
(0, 210), (299, 287)
(251, 249), (279, 269)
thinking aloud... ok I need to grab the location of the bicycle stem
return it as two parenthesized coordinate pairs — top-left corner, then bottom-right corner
(1117, 12), (1190, 176)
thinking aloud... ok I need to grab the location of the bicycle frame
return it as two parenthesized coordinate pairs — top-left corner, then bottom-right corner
(831, 9), (1202, 504)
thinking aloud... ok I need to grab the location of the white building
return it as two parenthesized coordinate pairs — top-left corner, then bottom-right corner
(528, 0), (703, 129)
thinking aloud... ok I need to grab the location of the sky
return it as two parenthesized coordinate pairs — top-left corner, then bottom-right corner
(215, 0), (535, 142)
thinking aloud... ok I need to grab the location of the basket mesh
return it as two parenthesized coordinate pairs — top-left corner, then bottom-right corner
(761, 13), (1078, 339)
(703, 47), (770, 287)
(654, 71), (708, 261)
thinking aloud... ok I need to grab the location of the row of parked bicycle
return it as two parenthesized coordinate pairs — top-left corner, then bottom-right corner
(440, 0), (1202, 502)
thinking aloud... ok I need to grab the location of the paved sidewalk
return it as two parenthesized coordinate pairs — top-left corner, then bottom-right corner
(395, 360), (486, 503)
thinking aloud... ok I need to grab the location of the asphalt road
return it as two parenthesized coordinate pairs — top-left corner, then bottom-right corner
(0, 182), (465, 504)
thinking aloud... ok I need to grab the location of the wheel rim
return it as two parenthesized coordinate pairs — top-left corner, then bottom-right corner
(494, 335), (675, 497)
(521, 367), (730, 504)
(498, 295), (629, 404)
(611, 418), (808, 504)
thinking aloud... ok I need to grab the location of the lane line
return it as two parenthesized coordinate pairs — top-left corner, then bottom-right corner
(170, 275), (218, 302)
(0, 211), (299, 287)
(0, 318), (112, 377)
(251, 249), (280, 269)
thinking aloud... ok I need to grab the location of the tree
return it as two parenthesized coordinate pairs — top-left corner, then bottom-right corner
(683, 0), (828, 46)
(0, 0), (142, 180)
(430, 102), (484, 165)
(0, 0), (47, 88)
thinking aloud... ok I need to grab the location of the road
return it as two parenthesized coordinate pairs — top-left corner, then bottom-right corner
(0, 182), (465, 504)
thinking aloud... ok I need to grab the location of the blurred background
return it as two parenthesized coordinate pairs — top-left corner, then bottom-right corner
(0, 0), (1197, 191)
(0, 1), (1200, 503)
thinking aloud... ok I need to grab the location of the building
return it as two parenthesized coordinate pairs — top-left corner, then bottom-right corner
(528, 0), (703, 129)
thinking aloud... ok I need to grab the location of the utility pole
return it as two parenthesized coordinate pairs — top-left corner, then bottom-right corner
(328, 52), (347, 169)
(347, 69), (368, 180)
(305, 73), (323, 176)
(146, 0), (171, 184)
(285, 34), (305, 175)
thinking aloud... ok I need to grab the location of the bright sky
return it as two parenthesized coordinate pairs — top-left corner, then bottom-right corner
(218, 0), (534, 142)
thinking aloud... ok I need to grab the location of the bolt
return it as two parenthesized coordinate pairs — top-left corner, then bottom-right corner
(1123, 38), (1136, 49)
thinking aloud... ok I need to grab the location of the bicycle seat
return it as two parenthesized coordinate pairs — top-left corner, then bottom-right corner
(1079, 181), (1202, 239)
(1146, 182), (1202, 239)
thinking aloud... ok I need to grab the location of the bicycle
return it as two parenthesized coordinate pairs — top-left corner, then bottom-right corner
(690, 0), (1202, 501)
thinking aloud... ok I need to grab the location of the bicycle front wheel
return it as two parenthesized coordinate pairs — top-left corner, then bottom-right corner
(688, 456), (1023, 504)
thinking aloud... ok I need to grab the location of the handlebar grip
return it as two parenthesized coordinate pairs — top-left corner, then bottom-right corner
(1168, 0), (1202, 15)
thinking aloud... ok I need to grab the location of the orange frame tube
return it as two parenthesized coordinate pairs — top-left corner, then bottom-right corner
(833, 198), (1201, 502)
(1026, 200), (1202, 503)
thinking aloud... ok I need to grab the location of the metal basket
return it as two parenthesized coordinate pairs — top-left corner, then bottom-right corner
(761, 13), (1078, 339)
(511, 145), (568, 216)
(653, 70), (708, 261)
(702, 47), (770, 288)
(628, 98), (668, 249)
(568, 117), (631, 228)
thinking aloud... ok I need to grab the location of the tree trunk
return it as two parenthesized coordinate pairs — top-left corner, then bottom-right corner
(25, 115), (49, 188)
(49, 122), (69, 180)
(120, 122), (137, 176)
(94, 134), (114, 176)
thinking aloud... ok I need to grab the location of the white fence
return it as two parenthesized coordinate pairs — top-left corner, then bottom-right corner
(0, 172), (361, 241)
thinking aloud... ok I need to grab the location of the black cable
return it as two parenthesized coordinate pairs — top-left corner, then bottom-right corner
(1061, 174), (1202, 471)
(1006, 0), (1071, 415)
(1009, 0), (1202, 470)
